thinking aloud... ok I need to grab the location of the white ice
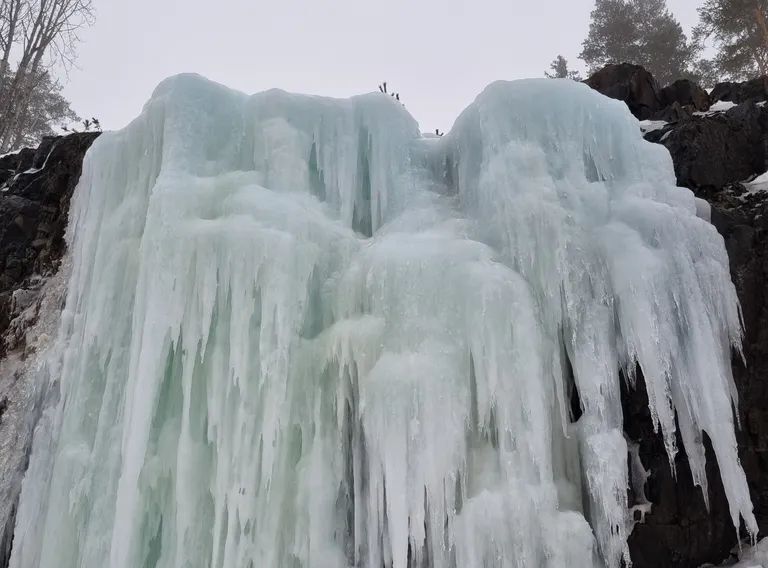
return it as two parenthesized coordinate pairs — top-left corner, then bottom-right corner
(695, 100), (739, 117)
(8, 75), (757, 568)
(745, 171), (768, 193)
(708, 538), (768, 568)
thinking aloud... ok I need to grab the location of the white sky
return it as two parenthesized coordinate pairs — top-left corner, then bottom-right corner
(62, 0), (700, 134)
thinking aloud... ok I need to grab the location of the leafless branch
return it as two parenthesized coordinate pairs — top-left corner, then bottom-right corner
(0, 0), (93, 151)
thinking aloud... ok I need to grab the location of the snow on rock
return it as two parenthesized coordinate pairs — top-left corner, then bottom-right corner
(710, 100), (738, 112)
(695, 100), (739, 116)
(7, 75), (757, 568)
(746, 172), (768, 193)
(638, 119), (668, 134)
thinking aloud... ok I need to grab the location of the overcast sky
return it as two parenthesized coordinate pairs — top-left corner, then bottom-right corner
(62, 0), (699, 135)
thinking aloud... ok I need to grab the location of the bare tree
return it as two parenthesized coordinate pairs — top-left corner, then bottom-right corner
(0, 0), (93, 152)
(0, 0), (24, 78)
(6, 68), (76, 147)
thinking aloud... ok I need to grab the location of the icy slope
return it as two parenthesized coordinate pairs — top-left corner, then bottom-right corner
(8, 75), (756, 568)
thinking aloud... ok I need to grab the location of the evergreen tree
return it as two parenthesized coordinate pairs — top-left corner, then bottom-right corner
(545, 55), (583, 80)
(580, 0), (697, 85)
(691, 57), (722, 87)
(694, 0), (768, 80)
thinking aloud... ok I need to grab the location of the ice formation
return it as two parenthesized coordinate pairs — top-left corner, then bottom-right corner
(7, 75), (757, 568)
(731, 538), (768, 567)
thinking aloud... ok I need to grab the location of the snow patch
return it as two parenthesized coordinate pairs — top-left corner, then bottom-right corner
(638, 119), (667, 133)
(711, 100), (738, 112)
(745, 172), (768, 193)
(696, 100), (739, 117)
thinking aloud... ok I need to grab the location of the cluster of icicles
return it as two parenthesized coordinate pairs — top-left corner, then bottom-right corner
(7, 75), (757, 567)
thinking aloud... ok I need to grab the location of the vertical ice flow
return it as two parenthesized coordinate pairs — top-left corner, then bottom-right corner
(8, 75), (756, 567)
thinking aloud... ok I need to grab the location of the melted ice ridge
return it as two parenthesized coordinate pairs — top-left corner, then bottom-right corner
(8, 75), (756, 568)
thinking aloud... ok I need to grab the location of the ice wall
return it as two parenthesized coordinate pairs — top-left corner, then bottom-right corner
(8, 75), (757, 568)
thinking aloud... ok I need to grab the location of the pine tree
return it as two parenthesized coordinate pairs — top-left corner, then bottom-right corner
(545, 55), (583, 80)
(694, 0), (768, 80)
(580, 0), (697, 85)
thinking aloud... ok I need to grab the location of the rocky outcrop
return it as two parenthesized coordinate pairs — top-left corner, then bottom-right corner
(661, 79), (711, 112)
(0, 132), (99, 566)
(584, 64), (716, 122)
(644, 102), (768, 193)
(0, 132), (100, 351)
(711, 76), (768, 105)
(584, 63), (664, 120)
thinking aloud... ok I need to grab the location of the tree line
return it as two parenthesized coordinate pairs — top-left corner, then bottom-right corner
(547, 0), (768, 86)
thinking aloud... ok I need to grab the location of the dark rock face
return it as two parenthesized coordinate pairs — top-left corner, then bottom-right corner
(584, 63), (663, 120)
(711, 76), (768, 105)
(661, 79), (711, 112)
(650, 101), (693, 123)
(0, 132), (100, 353)
(644, 102), (768, 193)
(710, 191), (768, 538)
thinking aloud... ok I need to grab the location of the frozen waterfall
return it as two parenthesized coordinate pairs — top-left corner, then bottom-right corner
(7, 75), (757, 567)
